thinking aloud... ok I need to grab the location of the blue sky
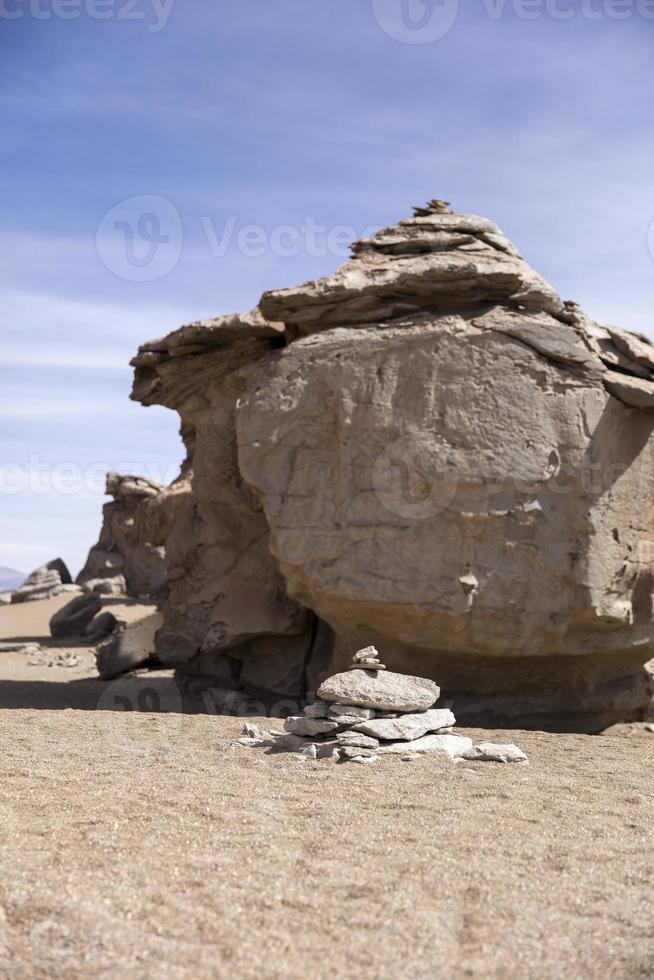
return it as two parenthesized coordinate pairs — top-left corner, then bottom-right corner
(1, 0), (653, 576)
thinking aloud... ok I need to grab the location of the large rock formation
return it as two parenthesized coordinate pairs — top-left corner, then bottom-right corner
(129, 199), (654, 729)
(77, 471), (181, 599)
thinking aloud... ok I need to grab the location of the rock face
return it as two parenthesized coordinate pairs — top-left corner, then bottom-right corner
(77, 472), (178, 599)
(129, 199), (654, 729)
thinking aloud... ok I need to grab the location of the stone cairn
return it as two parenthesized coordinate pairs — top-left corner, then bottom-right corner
(238, 646), (527, 765)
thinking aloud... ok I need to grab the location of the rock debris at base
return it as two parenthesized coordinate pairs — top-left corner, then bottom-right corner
(237, 646), (528, 766)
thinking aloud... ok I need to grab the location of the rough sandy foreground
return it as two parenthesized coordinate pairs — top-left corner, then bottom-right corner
(0, 599), (653, 979)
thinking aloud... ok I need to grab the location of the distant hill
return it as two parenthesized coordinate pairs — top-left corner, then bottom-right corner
(0, 566), (26, 592)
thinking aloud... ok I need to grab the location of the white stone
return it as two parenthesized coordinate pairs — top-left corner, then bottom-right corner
(377, 734), (473, 758)
(462, 742), (528, 763)
(237, 736), (263, 747)
(283, 716), (340, 737)
(317, 669), (439, 713)
(242, 722), (263, 740)
(354, 707), (455, 741)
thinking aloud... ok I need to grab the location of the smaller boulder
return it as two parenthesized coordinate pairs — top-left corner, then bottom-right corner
(11, 558), (72, 603)
(50, 593), (102, 637)
(96, 612), (162, 679)
(84, 611), (119, 641)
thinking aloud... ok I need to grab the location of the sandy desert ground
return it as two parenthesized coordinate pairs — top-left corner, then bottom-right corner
(0, 597), (653, 979)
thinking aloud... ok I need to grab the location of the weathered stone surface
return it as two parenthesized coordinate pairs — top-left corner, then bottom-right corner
(84, 611), (119, 641)
(337, 746), (376, 762)
(50, 593), (102, 637)
(82, 576), (127, 597)
(283, 716), (340, 737)
(377, 734), (473, 757)
(96, 612), (162, 680)
(462, 742), (528, 763)
(354, 708), (455, 741)
(77, 472), (172, 599)
(317, 668), (440, 713)
(303, 701), (330, 718)
(327, 704), (375, 721)
(11, 558), (72, 603)
(127, 198), (654, 727)
(336, 732), (379, 749)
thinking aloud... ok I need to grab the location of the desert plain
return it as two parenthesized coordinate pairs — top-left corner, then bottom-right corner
(0, 596), (652, 979)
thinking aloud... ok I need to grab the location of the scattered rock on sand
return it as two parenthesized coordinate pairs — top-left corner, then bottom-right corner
(84, 611), (119, 641)
(461, 742), (528, 763)
(49, 593), (102, 638)
(95, 612), (162, 679)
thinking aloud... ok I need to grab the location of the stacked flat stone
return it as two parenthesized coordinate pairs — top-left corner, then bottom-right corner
(279, 646), (474, 764)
